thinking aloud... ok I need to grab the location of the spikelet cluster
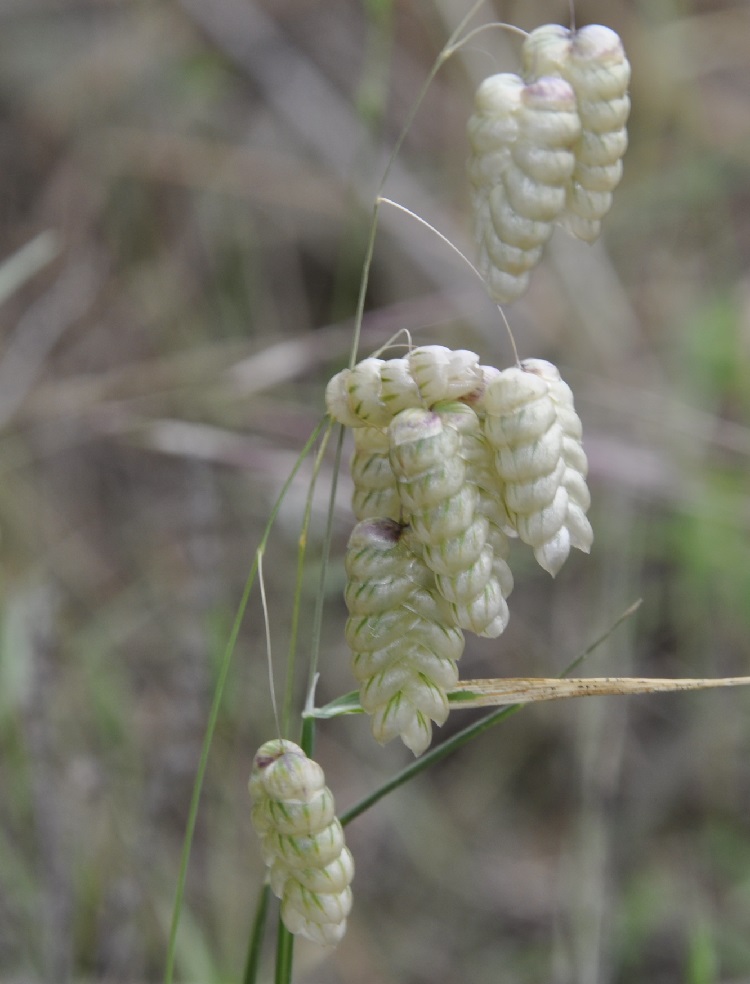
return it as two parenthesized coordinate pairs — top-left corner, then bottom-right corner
(467, 23), (630, 302)
(328, 345), (591, 753)
(345, 518), (464, 755)
(249, 740), (354, 947)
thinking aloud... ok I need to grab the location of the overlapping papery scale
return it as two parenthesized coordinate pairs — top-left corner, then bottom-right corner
(483, 366), (569, 575)
(388, 408), (508, 637)
(345, 518), (464, 756)
(522, 23), (631, 242)
(249, 740), (354, 947)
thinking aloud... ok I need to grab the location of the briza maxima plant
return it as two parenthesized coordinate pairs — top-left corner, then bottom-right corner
(164, 12), (750, 984)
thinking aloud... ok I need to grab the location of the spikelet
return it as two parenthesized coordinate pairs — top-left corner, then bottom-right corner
(468, 73), (580, 304)
(522, 23), (631, 242)
(388, 408), (508, 637)
(522, 359), (593, 552)
(345, 518), (464, 755)
(483, 366), (569, 575)
(351, 426), (401, 521)
(249, 739), (354, 947)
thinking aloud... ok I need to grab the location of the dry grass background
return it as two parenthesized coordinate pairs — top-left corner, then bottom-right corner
(1, 1), (750, 982)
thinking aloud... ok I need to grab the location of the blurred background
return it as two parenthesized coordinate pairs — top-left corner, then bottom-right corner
(1, 0), (750, 982)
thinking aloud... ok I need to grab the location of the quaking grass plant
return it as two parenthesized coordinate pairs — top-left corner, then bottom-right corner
(164, 7), (750, 983)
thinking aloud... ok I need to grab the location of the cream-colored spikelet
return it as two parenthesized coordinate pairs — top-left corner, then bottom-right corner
(388, 408), (509, 637)
(249, 739), (354, 947)
(522, 359), (593, 553)
(344, 518), (464, 756)
(483, 365), (571, 576)
(522, 23), (631, 243)
(468, 74), (580, 304)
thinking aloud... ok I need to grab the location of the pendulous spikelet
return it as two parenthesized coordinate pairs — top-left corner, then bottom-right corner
(249, 740), (354, 947)
(482, 361), (592, 575)
(521, 358), (593, 553)
(388, 408), (509, 637)
(483, 366), (565, 575)
(345, 518), (464, 755)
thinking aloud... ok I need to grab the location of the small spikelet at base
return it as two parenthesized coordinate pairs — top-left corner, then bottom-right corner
(249, 740), (354, 947)
(345, 518), (464, 755)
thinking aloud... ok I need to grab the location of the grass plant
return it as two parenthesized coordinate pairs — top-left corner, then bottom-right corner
(2, 3), (750, 983)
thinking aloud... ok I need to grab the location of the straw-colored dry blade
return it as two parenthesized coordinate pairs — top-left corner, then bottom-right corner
(448, 676), (750, 708)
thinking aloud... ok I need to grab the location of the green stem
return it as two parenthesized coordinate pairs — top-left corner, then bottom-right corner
(163, 419), (327, 984)
(340, 600), (642, 826)
(346, 0), (487, 371)
(340, 704), (520, 826)
(274, 923), (294, 984)
(283, 420), (335, 735)
(242, 885), (270, 984)
(305, 423), (345, 705)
